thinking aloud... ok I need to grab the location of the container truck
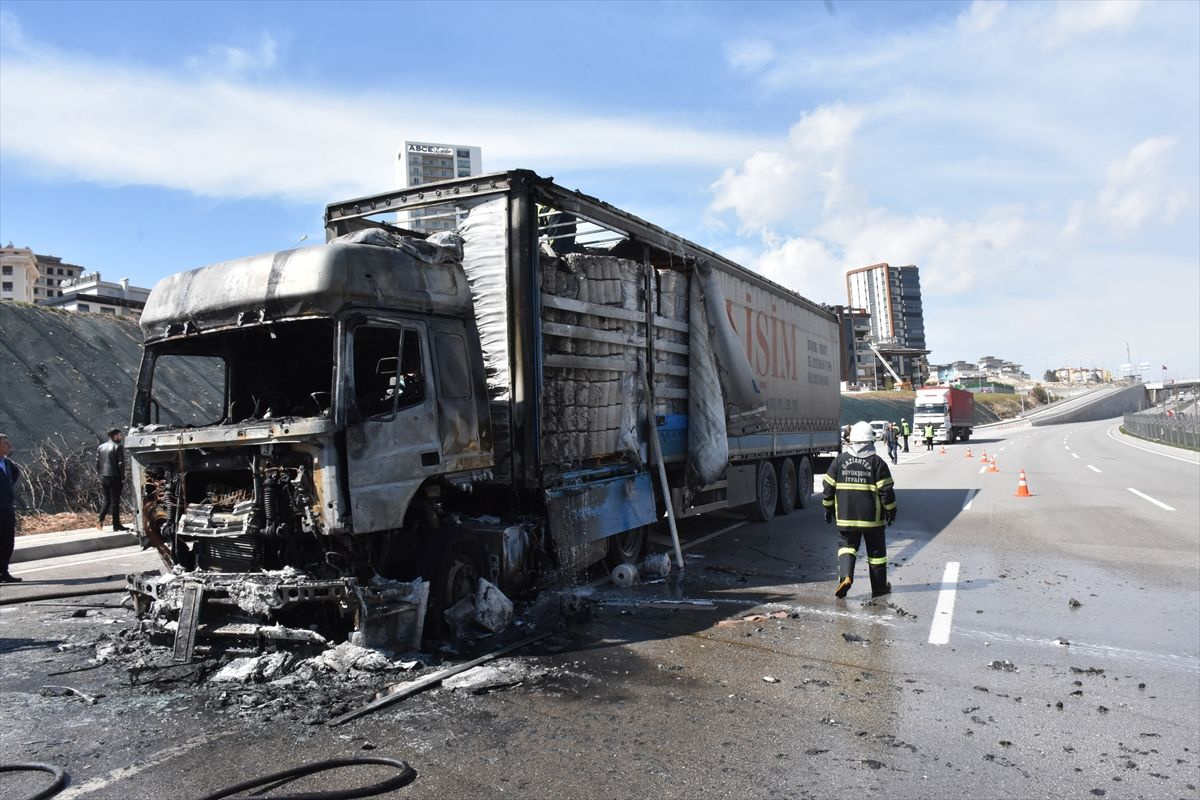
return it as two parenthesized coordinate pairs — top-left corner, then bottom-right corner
(125, 170), (841, 652)
(913, 386), (974, 443)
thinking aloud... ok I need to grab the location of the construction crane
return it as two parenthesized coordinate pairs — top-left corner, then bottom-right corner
(866, 339), (912, 390)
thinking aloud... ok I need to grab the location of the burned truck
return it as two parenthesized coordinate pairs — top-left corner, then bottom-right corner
(126, 170), (840, 651)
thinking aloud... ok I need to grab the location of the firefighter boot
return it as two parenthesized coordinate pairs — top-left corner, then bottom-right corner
(869, 561), (891, 598)
(835, 548), (856, 598)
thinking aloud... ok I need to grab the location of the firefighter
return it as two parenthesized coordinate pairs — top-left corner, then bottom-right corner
(822, 421), (897, 598)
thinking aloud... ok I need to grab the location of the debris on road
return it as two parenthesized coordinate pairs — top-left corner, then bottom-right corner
(989, 660), (1018, 672)
(717, 610), (788, 627)
(1069, 597), (1083, 608)
(762, 676), (780, 683)
(1070, 666), (1105, 676)
(842, 632), (869, 644)
(40, 685), (101, 704)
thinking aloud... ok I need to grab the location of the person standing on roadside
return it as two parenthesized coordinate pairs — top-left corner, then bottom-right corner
(924, 422), (935, 451)
(900, 419), (911, 452)
(96, 428), (128, 532)
(822, 422), (897, 599)
(884, 422), (899, 465)
(0, 434), (22, 583)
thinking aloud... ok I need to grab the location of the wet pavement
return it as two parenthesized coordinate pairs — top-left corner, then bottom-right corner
(1, 420), (1197, 799)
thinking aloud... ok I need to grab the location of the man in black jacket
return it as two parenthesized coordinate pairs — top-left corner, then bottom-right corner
(96, 428), (128, 532)
(0, 433), (22, 582)
(822, 421), (897, 599)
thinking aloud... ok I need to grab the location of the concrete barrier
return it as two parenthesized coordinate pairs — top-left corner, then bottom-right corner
(1031, 383), (1148, 426)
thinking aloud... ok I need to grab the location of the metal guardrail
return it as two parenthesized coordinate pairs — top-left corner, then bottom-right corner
(1122, 409), (1200, 451)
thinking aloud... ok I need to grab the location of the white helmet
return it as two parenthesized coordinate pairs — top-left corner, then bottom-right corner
(849, 421), (875, 443)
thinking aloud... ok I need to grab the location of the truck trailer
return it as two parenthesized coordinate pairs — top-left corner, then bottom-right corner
(913, 386), (974, 443)
(125, 170), (840, 651)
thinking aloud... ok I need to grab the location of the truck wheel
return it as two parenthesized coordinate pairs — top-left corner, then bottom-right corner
(425, 542), (480, 642)
(795, 456), (815, 509)
(749, 460), (778, 522)
(776, 458), (797, 516)
(604, 525), (647, 569)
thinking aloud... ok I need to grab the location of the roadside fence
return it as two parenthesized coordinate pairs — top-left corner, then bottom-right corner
(1122, 408), (1200, 451)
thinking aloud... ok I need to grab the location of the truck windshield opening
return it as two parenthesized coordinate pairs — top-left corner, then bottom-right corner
(915, 403), (947, 415)
(137, 319), (336, 427)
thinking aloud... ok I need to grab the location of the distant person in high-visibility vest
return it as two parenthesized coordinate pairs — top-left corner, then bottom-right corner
(900, 419), (911, 452)
(923, 423), (935, 451)
(822, 421), (897, 599)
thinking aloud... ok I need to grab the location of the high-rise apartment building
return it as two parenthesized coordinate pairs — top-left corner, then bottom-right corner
(845, 262), (929, 387)
(396, 141), (483, 233)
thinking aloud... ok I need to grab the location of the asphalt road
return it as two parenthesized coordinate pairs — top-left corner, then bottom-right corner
(1, 421), (1197, 799)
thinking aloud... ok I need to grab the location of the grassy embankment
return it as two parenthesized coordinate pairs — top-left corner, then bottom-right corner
(840, 390), (1040, 426)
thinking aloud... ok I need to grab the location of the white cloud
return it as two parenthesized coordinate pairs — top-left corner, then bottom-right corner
(0, 34), (770, 203)
(185, 33), (279, 75)
(957, 0), (1006, 35)
(1096, 136), (1187, 231)
(725, 38), (776, 73)
(709, 103), (866, 233)
(1043, 0), (1143, 47)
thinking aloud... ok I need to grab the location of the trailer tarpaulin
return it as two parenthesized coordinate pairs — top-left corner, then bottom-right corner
(459, 198), (512, 400)
(686, 259), (766, 488)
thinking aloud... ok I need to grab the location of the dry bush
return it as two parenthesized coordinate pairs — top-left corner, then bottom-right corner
(13, 433), (132, 519)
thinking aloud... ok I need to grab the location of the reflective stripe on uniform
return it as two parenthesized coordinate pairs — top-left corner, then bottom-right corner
(838, 547), (857, 557)
(835, 519), (886, 528)
(883, 501), (897, 510)
(834, 483), (875, 490)
(868, 556), (888, 565)
(876, 478), (894, 489)
(822, 498), (834, 507)
(822, 474), (836, 486)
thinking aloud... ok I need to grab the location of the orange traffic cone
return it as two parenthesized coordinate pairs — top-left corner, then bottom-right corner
(979, 450), (989, 463)
(1014, 469), (1032, 497)
(987, 455), (999, 473)
(939, 444), (947, 455)
(965, 447), (973, 459)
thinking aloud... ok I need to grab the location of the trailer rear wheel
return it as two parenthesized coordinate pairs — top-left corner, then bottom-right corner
(795, 456), (815, 509)
(776, 458), (797, 516)
(749, 460), (778, 522)
(604, 525), (647, 569)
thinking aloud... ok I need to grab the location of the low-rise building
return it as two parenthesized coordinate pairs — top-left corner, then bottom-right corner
(43, 272), (150, 318)
(34, 253), (85, 303)
(1, 243), (40, 303)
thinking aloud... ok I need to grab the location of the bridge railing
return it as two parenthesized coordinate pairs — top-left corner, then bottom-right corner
(1122, 408), (1200, 451)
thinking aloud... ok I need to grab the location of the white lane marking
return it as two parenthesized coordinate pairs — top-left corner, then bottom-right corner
(978, 465), (988, 474)
(1087, 464), (1102, 473)
(1071, 453), (1080, 459)
(12, 548), (150, 575)
(928, 561), (960, 645)
(1107, 425), (1200, 466)
(58, 731), (239, 799)
(954, 628), (1200, 673)
(999, 447), (1007, 452)
(1127, 487), (1176, 511)
(962, 489), (977, 511)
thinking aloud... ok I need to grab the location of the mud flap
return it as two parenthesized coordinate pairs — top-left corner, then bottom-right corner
(172, 582), (203, 663)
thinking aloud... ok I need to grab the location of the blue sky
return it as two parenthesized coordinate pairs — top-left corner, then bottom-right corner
(2, 0), (1197, 378)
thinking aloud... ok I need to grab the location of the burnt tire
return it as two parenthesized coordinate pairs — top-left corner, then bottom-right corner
(776, 458), (797, 516)
(425, 541), (481, 641)
(749, 460), (778, 522)
(795, 456), (815, 509)
(604, 525), (647, 570)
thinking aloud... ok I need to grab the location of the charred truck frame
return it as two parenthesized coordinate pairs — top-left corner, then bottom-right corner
(126, 170), (841, 652)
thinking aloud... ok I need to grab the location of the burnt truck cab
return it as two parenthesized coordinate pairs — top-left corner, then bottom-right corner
(127, 241), (496, 645)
